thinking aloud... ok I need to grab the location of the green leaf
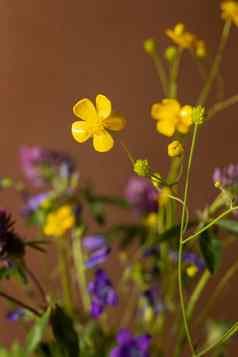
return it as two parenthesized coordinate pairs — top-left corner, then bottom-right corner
(216, 219), (238, 234)
(200, 229), (222, 274)
(25, 307), (51, 355)
(50, 305), (80, 357)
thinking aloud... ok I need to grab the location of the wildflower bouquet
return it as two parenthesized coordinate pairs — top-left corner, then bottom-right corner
(1, 1), (238, 356)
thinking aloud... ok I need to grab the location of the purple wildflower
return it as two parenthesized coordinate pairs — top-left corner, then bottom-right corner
(6, 308), (25, 321)
(183, 252), (205, 272)
(22, 192), (50, 216)
(213, 164), (238, 188)
(125, 177), (158, 216)
(110, 329), (151, 357)
(20, 146), (75, 186)
(88, 269), (118, 318)
(83, 235), (110, 268)
(143, 289), (164, 315)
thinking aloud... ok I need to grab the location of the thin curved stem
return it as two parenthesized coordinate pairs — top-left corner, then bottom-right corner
(197, 322), (238, 357)
(197, 258), (238, 326)
(178, 124), (199, 356)
(169, 48), (183, 98)
(207, 93), (238, 120)
(183, 206), (238, 245)
(0, 291), (41, 317)
(198, 20), (231, 106)
(24, 263), (47, 305)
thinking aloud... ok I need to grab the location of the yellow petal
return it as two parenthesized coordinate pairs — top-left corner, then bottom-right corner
(96, 94), (112, 119)
(103, 113), (126, 131)
(93, 130), (114, 152)
(151, 99), (180, 121)
(156, 120), (175, 137)
(73, 98), (97, 122)
(72, 121), (92, 143)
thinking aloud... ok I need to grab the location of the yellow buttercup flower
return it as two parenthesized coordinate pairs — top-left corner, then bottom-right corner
(166, 23), (195, 48)
(151, 99), (193, 137)
(144, 212), (158, 228)
(221, 1), (238, 26)
(72, 94), (126, 152)
(166, 23), (207, 57)
(168, 140), (184, 157)
(44, 205), (75, 237)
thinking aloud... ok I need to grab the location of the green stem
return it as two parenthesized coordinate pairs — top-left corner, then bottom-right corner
(196, 322), (238, 357)
(169, 48), (183, 98)
(174, 270), (211, 357)
(187, 270), (211, 319)
(183, 206), (238, 245)
(57, 239), (74, 315)
(151, 51), (168, 96)
(198, 20), (231, 106)
(207, 93), (238, 120)
(72, 229), (90, 312)
(197, 258), (238, 326)
(178, 124), (199, 356)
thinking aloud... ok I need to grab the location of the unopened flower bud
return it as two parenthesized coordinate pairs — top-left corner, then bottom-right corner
(144, 38), (156, 54)
(165, 46), (177, 63)
(168, 140), (184, 157)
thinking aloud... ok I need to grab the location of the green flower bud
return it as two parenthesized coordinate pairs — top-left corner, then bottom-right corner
(192, 105), (205, 125)
(164, 46), (177, 63)
(144, 38), (156, 54)
(133, 159), (151, 177)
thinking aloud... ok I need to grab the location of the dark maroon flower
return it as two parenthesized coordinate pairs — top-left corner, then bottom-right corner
(88, 269), (118, 318)
(0, 210), (24, 259)
(110, 329), (151, 357)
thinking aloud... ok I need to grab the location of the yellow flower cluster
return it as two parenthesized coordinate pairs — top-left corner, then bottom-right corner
(72, 94), (126, 152)
(151, 99), (193, 137)
(44, 205), (75, 237)
(166, 23), (206, 57)
(186, 264), (198, 278)
(221, 1), (238, 26)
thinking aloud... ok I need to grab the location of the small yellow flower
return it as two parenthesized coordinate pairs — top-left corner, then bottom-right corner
(168, 140), (184, 157)
(44, 205), (75, 237)
(151, 99), (193, 137)
(166, 23), (195, 48)
(72, 94), (126, 152)
(221, 1), (238, 26)
(166, 23), (207, 57)
(159, 187), (171, 207)
(186, 264), (198, 278)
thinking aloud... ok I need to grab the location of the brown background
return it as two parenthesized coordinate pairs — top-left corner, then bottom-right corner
(1, 0), (238, 354)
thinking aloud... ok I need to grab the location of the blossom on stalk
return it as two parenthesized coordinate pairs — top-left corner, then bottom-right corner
(20, 146), (75, 187)
(166, 23), (207, 57)
(221, 1), (238, 26)
(151, 99), (193, 137)
(183, 252), (205, 278)
(125, 177), (158, 216)
(83, 235), (110, 268)
(140, 289), (165, 323)
(110, 329), (151, 357)
(72, 94), (126, 152)
(88, 269), (118, 318)
(43, 205), (75, 237)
